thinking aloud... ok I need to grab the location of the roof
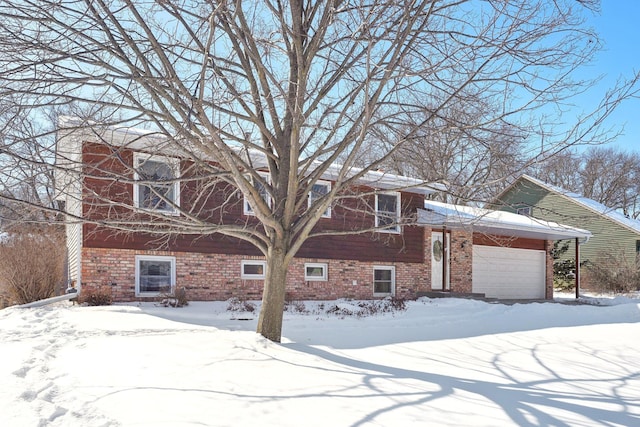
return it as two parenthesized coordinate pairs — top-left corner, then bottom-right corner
(56, 117), (446, 196)
(419, 200), (592, 241)
(512, 174), (640, 236)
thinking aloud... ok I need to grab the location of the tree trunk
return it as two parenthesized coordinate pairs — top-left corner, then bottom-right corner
(256, 246), (289, 342)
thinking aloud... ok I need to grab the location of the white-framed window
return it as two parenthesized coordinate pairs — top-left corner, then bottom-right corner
(309, 180), (331, 218)
(516, 206), (532, 216)
(241, 260), (267, 279)
(375, 192), (401, 233)
(135, 255), (176, 296)
(304, 263), (328, 281)
(373, 266), (395, 296)
(243, 173), (271, 216)
(133, 153), (180, 215)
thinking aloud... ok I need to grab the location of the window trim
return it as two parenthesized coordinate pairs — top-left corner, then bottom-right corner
(243, 172), (271, 216)
(373, 265), (396, 297)
(135, 255), (176, 297)
(304, 262), (328, 281)
(241, 260), (267, 280)
(308, 180), (332, 219)
(133, 153), (180, 215)
(375, 192), (401, 234)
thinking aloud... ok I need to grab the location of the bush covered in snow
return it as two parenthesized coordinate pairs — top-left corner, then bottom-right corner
(226, 297), (256, 313)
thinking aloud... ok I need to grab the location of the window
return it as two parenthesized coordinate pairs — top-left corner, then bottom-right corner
(134, 154), (180, 214)
(373, 266), (395, 296)
(375, 192), (401, 233)
(241, 260), (267, 279)
(309, 181), (331, 218)
(304, 263), (328, 281)
(135, 255), (176, 296)
(516, 206), (532, 216)
(244, 173), (270, 216)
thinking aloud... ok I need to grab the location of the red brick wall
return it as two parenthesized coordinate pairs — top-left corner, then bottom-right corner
(80, 247), (430, 301)
(450, 229), (473, 293)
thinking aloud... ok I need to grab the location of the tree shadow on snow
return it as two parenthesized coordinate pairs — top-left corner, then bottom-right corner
(282, 340), (640, 427)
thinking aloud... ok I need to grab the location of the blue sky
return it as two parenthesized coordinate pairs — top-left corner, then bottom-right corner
(578, 1), (640, 152)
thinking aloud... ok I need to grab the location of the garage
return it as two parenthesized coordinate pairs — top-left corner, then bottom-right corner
(419, 200), (592, 300)
(472, 245), (546, 299)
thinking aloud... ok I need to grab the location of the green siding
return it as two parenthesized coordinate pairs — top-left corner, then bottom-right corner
(495, 178), (640, 266)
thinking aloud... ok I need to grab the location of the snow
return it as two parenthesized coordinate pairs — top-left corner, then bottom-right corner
(1, 295), (640, 426)
(420, 200), (592, 241)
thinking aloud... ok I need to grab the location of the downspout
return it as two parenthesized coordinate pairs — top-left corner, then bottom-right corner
(575, 237), (580, 299)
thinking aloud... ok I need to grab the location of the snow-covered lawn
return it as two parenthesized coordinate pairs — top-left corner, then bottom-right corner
(1, 294), (639, 426)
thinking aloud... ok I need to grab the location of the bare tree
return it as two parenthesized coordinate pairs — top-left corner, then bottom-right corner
(0, 0), (636, 341)
(533, 146), (640, 218)
(530, 149), (584, 192)
(364, 92), (530, 205)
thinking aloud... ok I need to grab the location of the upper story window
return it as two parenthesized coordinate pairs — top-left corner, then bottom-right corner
(516, 206), (532, 216)
(133, 153), (180, 215)
(243, 172), (271, 216)
(375, 192), (401, 233)
(309, 180), (331, 218)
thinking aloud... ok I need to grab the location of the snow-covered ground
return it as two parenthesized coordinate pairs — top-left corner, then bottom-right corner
(1, 294), (639, 426)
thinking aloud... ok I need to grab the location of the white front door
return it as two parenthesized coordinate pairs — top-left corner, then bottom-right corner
(431, 231), (450, 290)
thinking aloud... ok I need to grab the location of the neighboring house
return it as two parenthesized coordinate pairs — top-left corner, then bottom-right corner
(491, 174), (640, 272)
(55, 125), (590, 302)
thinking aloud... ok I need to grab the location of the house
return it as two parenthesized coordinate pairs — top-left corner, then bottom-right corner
(490, 174), (640, 279)
(55, 124), (591, 302)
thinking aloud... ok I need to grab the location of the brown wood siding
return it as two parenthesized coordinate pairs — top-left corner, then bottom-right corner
(472, 233), (546, 250)
(81, 142), (425, 263)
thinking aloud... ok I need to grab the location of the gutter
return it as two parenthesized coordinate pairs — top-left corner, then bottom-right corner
(16, 292), (80, 309)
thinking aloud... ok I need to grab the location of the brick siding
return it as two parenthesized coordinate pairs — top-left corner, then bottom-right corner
(80, 247), (431, 301)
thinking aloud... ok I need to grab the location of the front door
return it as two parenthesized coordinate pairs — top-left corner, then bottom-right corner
(431, 231), (450, 290)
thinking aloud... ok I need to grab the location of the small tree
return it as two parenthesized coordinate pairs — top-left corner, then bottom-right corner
(0, 224), (66, 305)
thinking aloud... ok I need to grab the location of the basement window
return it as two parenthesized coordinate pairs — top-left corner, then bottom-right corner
(135, 255), (176, 296)
(373, 266), (395, 296)
(304, 263), (328, 281)
(241, 260), (266, 279)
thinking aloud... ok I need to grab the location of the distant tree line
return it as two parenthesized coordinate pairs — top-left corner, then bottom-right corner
(531, 146), (640, 219)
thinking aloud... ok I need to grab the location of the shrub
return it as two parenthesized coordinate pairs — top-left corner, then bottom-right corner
(325, 297), (407, 317)
(159, 287), (189, 307)
(0, 225), (65, 305)
(285, 300), (308, 314)
(553, 259), (576, 291)
(586, 251), (640, 293)
(226, 297), (256, 313)
(552, 241), (576, 291)
(79, 286), (113, 306)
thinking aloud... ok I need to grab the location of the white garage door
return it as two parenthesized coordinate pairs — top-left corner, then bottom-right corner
(472, 245), (546, 299)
